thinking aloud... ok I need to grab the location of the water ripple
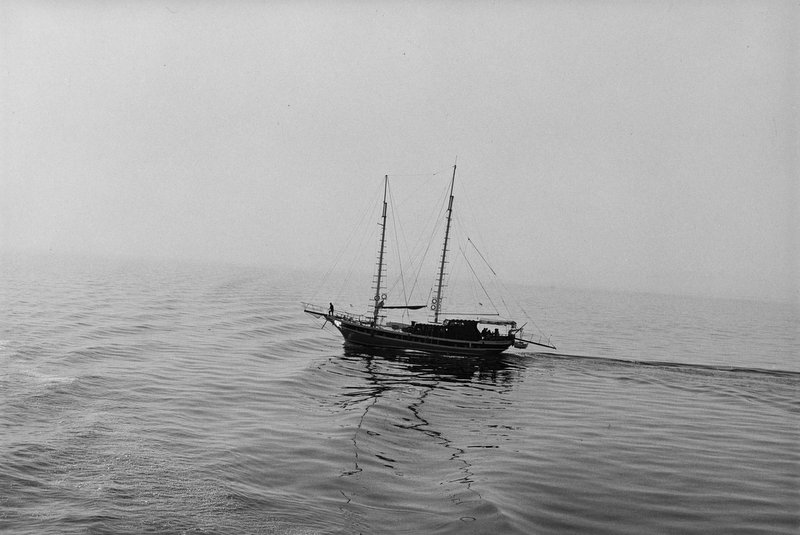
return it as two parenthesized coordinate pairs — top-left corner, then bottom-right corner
(1, 254), (797, 534)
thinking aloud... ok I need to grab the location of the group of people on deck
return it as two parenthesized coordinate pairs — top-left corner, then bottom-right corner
(481, 327), (501, 339)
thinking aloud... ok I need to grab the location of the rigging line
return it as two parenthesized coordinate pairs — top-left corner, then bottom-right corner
(407, 181), (450, 301)
(459, 243), (499, 314)
(467, 238), (497, 276)
(407, 213), (438, 282)
(456, 211), (518, 320)
(485, 260), (549, 340)
(522, 309), (547, 340)
(470, 237), (544, 332)
(456, 171), (494, 267)
(314, 178), (382, 303)
(499, 296), (513, 321)
(380, 177), (418, 298)
(386, 175), (447, 316)
(387, 179), (411, 308)
(399, 174), (448, 279)
(516, 296), (549, 340)
(336, 183), (384, 304)
(450, 214), (495, 310)
(408, 217), (440, 299)
(314, 212), (363, 302)
(388, 172), (438, 178)
(454, 183), (546, 331)
(388, 165), (449, 178)
(464, 240), (483, 313)
(386, 167), (451, 224)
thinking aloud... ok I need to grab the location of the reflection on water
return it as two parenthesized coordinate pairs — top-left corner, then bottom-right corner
(308, 348), (532, 533)
(338, 348), (522, 472)
(343, 346), (524, 384)
(310, 347), (800, 535)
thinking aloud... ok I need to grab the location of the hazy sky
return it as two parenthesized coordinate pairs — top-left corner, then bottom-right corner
(1, 1), (797, 302)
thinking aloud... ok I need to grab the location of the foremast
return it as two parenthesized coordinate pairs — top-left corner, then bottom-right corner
(433, 165), (456, 323)
(371, 175), (389, 326)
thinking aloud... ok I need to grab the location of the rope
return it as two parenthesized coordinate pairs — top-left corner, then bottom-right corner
(312, 179), (382, 303)
(459, 243), (499, 314)
(467, 238), (496, 276)
(387, 180), (411, 316)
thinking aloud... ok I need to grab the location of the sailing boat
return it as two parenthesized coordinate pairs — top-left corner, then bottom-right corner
(303, 165), (555, 356)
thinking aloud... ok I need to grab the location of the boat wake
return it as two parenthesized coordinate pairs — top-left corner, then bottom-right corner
(532, 351), (800, 379)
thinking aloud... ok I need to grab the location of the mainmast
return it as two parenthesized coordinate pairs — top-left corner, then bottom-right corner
(372, 175), (389, 326)
(433, 165), (456, 323)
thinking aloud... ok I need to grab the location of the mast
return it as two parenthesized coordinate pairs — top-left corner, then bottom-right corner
(433, 165), (456, 323)
(372, 175), (389, 326)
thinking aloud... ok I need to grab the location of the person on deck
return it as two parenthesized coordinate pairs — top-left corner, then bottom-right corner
(329, 303), (334, 316)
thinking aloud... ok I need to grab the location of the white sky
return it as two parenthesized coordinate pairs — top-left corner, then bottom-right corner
(1, 1), (797, 302)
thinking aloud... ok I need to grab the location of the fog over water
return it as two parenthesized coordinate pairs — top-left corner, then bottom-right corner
(1, 1), (796, 302)
(0, 256), (797, 534)
(2, 6), (798, 531)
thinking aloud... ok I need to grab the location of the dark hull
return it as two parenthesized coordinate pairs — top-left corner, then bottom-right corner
(334, 318), (513, 356)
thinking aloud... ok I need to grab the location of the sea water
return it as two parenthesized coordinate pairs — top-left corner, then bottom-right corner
(1, 252), (797, 534)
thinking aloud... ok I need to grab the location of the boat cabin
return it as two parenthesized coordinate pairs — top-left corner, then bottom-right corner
(402, 319), (513, 341)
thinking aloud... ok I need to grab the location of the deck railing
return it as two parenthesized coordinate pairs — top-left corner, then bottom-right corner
(301, 302), (370, 324)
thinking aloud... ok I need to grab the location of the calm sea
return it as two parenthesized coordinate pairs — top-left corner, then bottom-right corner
(1, 253), (797, 534)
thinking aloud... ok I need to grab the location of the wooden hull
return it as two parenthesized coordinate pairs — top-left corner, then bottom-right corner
(333, 318), (513, 356)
